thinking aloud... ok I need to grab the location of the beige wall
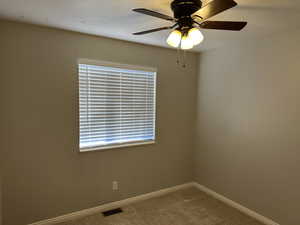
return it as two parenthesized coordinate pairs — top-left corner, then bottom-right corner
(0, 20), (198, 225)
(0, 178), (2, 225)
(195, 30), (300, 225)
(4, 17), (300, 225)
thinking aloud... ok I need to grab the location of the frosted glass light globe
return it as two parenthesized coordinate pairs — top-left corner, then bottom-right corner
(188, 28), (204, 46)
(166, 30), (182, 48)
(180, 35), (194, 50)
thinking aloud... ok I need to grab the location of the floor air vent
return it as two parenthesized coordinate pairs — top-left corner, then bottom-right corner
(102, 208), (123, 217)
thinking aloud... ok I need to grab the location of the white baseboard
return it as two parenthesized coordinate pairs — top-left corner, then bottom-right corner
(192, 182), (280, 225)
(28, 182), (194, 225)
(29, 182), (280, 225)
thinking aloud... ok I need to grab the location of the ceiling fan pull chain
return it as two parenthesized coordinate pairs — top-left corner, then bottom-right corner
(176, 47), (180, 65)
(176, 48), (187, 68)
(182, 50), (187, 68)
(176, 48), (184, 68)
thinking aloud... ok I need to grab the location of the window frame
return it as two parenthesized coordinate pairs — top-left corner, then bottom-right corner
(77, 59), (157, 152)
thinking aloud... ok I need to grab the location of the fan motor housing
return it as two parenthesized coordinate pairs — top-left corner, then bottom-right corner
(171, 0), (202, 18)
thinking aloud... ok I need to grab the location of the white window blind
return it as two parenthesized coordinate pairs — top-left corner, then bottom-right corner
(79, 61), (156, 151)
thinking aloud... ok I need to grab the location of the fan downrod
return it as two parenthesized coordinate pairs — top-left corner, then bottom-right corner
(171, 0), (202, 19)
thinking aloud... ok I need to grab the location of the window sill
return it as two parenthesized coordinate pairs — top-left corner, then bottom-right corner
(79, 140), (155, 153)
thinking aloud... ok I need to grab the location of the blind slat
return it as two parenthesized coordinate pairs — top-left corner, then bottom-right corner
(80, 133), (154, 142)
(80, 117), (154, 122)
(80, 129), (154, 138)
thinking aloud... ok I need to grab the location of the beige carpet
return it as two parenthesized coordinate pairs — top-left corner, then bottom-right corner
(57, 187), (264, 225)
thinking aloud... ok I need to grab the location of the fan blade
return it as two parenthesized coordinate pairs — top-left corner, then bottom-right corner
(133, 8), (175, 21)
(133, 26), (173, 35)
(200, 21), (247, 31)
(195, 0), (237, 20)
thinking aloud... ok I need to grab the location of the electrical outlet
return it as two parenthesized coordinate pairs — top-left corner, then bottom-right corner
(112, 181), (118, 191)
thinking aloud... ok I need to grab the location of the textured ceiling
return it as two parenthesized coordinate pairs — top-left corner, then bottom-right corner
(0, 0), (299, 52)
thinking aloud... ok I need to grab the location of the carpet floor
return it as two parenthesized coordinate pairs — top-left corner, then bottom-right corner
(57, 187), (264, 225)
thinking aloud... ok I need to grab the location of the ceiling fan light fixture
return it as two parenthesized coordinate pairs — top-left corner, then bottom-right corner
(180, 35), (194, 50)
(188, 27), (204, 46)
(133, 0), (247, 53)
(167, 30), (182, 48)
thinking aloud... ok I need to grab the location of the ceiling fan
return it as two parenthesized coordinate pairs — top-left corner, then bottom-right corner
(132, 0), (247, 50)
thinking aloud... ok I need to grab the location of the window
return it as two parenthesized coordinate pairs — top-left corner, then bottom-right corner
(78, 59), (156, 152)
